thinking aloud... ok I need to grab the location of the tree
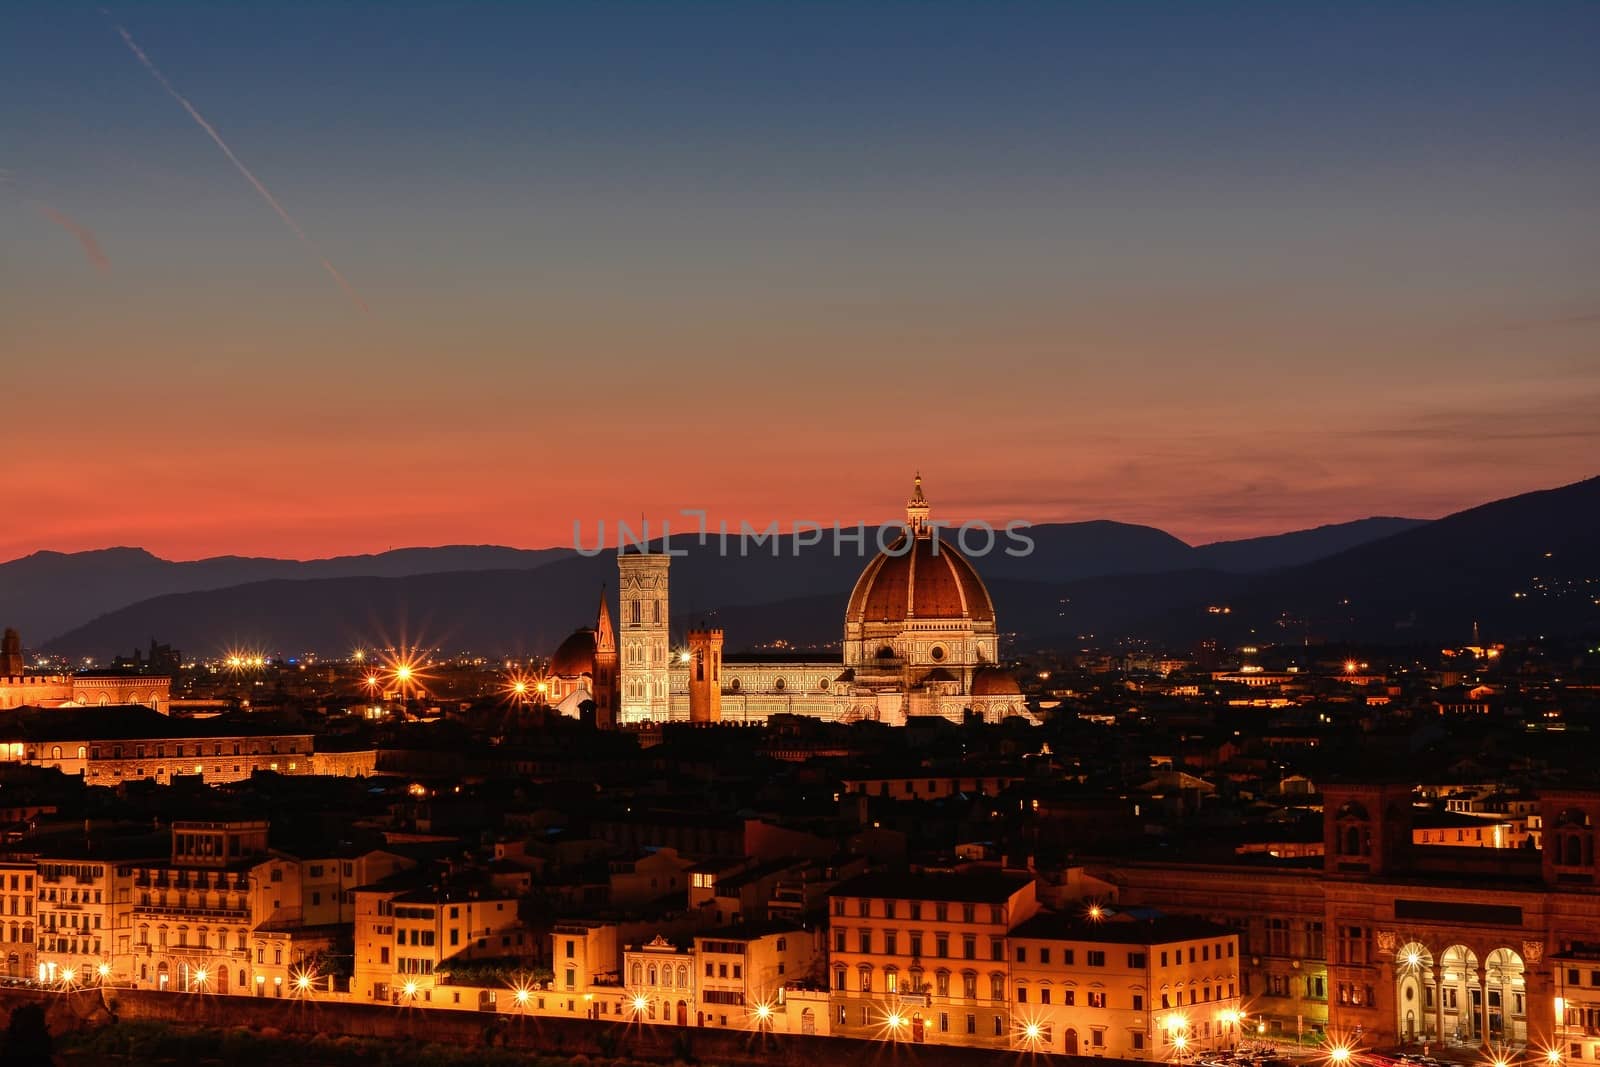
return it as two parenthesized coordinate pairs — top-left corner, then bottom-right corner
(2, 1002), (54, 1066)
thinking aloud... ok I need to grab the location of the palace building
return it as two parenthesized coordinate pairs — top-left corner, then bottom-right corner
(1090, 784), (1600, 1054)
(0, 628), (172, 713)
(556, 477), (1029, 727)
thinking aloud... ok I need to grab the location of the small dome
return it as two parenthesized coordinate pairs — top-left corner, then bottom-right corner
(550, 628), (597, 678)
(970, 667), (1022, 697)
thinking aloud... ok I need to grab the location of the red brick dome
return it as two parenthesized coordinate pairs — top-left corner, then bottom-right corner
(970, 666), (1021, 696)
(550, 628), (596, 677)
(845, 534), (996, 625)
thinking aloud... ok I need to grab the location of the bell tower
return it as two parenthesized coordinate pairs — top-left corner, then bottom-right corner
(687, 628), (723, 724)
(617, 551), (671, 723)
(1, 629), (22, 678)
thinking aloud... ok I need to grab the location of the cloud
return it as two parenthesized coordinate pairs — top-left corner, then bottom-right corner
(34, 203), (110, 272)
(113, 22), (367, 312)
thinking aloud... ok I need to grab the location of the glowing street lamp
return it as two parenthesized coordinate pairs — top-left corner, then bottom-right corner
(60, 967), (77, 989)
(403, 980), (419, 1000)
(884, 1010), (907, 1038)
(1329, 1045), (1353, 1066)
(631, 994), (649, 1017)
(1546, 1049), (1564, 1066)
(96, 962), (111, 983)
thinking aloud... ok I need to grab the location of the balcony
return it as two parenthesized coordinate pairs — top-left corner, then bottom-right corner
(133, 903), (248, 921)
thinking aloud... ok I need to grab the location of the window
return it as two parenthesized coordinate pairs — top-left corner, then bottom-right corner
(859, 931), (872, 954)
(1018, 988), (1029, 1004)
(1040, 947), (1052, 965)
(963, 935), (977, 960)
(1087, 951), (1106, 967)
(1089, 991), (1107, 1008)
(1337, 925), (1368, 965)
(1129, 952), (1147, 968)
(885, 931), (897, 956)
(990, 974), (1005, 1001)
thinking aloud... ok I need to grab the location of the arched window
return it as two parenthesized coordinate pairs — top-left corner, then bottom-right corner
(677, 965), (687, 988)
(835, 967), (847, 991)
(648, 964), (657, 986)
(631, 963), (642, 986)
(1566, 834), (1584, 867)
(858, 965), (873, 993)
(51, 746), (61, 759)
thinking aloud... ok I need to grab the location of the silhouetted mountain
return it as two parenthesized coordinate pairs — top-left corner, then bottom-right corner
(0, 545), (569, 643)
(41, 521), (1200, 657)
(1195, 517), (1427, 573)
(42, 482), (1588, 659)
(1202, 476), (1600, 642)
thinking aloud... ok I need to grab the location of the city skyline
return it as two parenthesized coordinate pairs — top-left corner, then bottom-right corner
(3, 2), (1597, 559)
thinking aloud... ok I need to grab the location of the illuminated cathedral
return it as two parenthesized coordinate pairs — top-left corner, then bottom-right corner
(554, 477), (1028, 727)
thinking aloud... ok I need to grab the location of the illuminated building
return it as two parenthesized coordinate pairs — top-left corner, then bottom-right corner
(0, 705), (312, 785)
(352, 879), (527, 1003)
(0, 860), (35, 981)
(826, 870), (1040, 1048)
(693, 922), (821, 1029)
(1008, 912), (1241, 1058)
(127, 821), (268, 994)
(35, 840), (158, 987)
(1093, 785), (1600, 1050)
(615, 478), (1029, 726)
(0, 628), (171, 713)
(624, 934), (695, 1025)
(543, 593), (618, 725)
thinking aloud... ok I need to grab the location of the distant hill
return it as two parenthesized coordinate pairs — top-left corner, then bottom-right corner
(40, 481), (1595, 658)
(1195, 517), (1428, 573)
(0, 545), (569, 643)
(1204, 476), (1600, 642)
(10, 511), (1434, 655)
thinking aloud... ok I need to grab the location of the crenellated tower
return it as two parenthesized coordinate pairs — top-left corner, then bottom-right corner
(687, 628), (723, 724)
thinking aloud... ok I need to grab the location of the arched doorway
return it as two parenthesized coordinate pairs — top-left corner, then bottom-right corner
(911, 1012), (926, 1042)
(1065, 1027), (1080, 1055)
(676, 1000), (687, 1026)
(801, 1007), (815, 1034)
(1439, 945), (1479, 1044)
(1485, 948), (1526, 1045)
(1395, 943), (1435, 1043)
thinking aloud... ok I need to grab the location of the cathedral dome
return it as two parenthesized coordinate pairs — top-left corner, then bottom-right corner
(844, 536), (996, 625)
(844, 475), (996, 627)
(550, 628), (597, 677)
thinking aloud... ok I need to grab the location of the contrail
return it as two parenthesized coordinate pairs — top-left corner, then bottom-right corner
(112, 23), (368, 311)
(35, 204), (110, 271)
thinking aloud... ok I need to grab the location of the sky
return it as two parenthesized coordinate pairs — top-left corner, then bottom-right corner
(2, 1), (1596, 562)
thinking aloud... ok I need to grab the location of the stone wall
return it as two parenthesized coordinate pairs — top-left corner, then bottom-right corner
(0, 986), (1142, 1067)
